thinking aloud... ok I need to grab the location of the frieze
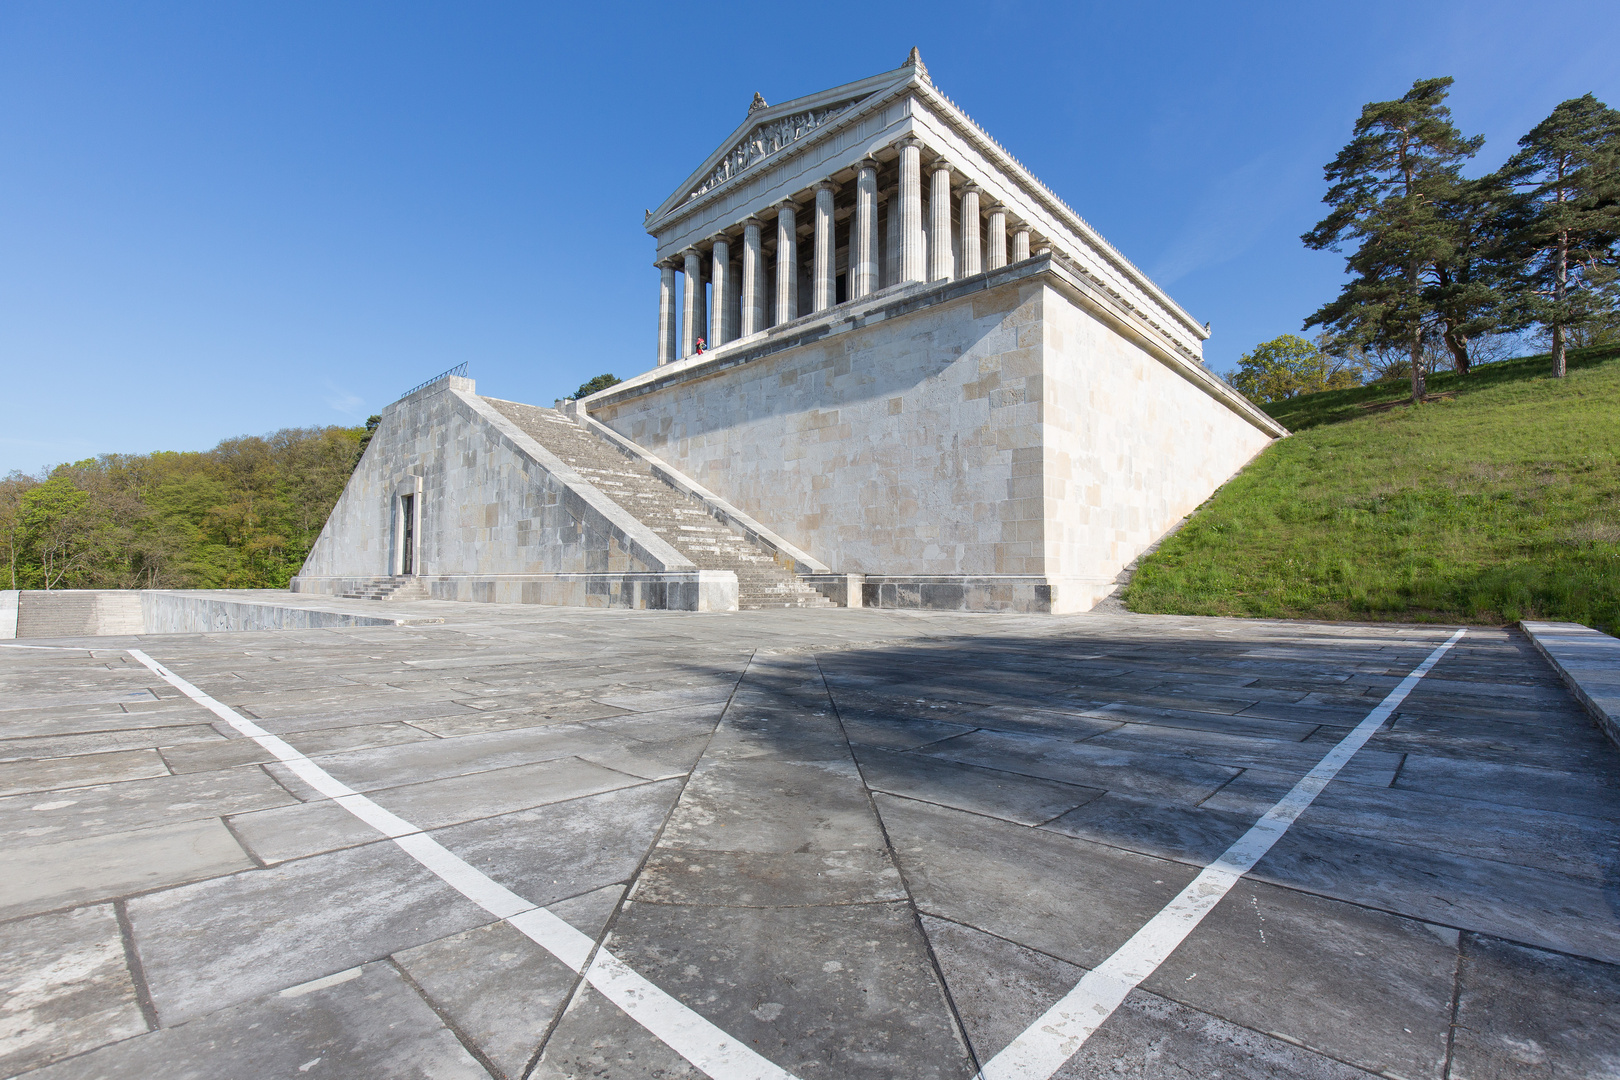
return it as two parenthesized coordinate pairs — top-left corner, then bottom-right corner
(686, 98), (864, 202)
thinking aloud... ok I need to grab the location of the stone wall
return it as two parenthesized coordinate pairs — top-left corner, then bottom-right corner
(294, 376), (737, 611)
(1040, 281), (1275, 610)
(593, 278), (1044, 582)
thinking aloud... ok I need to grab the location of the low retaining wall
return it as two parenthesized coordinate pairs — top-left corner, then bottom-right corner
(141, 592), (424, 633)
(1522, 620), (1620, 750)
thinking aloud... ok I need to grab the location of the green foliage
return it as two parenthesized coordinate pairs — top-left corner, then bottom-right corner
(1303, 77), (1487, 401)
(1229, 334), (1361, 404)
(357, 415), (382, 464)
(1501, 94), (1620, 376)
(574, 373), (621, 399)
(0, 426), (364, 590)
(1127, 345), (1620, 633)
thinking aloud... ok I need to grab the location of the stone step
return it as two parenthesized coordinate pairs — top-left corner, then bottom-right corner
(488, 399), (838, 610)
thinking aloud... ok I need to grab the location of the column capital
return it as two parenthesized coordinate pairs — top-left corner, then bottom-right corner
(655, 256), (680, 270)
(960, 181), (983, 196)
(895, 136), (924, 151)
(986, 203), (1008, 216)
(774, 198), (798, 213)
(856, 156), (881, 173)
(742, 215), (765, 229)
(708, 232), (731, 247)
(681, 246), (701, 258)
(814, 179), (839, 194)
(929, 157), (953, 174)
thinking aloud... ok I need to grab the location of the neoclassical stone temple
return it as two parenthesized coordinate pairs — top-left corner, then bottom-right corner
(295, 51), (1285, 613)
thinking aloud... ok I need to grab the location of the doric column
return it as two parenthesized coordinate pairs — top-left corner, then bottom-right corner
(959, 183), (982, 277)
(896, 137), (925, 283)
(726, 259), (741, 343)
(852, 160), (879, 299)
(657, 259), (678, 366)
(710, 236), (730, 346)
(929, 158), (954, 282)
(1012, 224), (1031, 263)
(740, 217), (764, 337)
(681, 247), (702, 357)
(774, 201), (798, 325)
(986, 206), (1008, 270)
(813, 181), (837, 312)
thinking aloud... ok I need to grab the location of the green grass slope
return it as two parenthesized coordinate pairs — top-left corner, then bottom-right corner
(1126, 345), (1620, 632)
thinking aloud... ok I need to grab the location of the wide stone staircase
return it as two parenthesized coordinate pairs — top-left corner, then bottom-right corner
(15, 590), (145, 638)
(338, 576), (430, 602)
(489, 400), (833, 610)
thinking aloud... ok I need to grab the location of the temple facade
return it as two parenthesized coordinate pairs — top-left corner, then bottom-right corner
(294, 51), (1285, 613)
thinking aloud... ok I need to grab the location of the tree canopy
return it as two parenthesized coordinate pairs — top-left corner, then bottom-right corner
(1302, 77), (1484, 402)
(574, 373), (622, 399)
(1229, 335), (1361, 404)
(1, 425), (364, 590)
(1501, 94), (1620, 377)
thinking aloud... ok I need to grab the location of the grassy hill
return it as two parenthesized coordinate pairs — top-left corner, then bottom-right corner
(1126, 345), (1620, 633)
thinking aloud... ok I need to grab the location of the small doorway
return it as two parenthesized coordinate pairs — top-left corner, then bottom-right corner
(400, 494), (415, 575)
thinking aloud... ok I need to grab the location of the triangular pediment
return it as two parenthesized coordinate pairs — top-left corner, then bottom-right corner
(646, 63), (923, 228)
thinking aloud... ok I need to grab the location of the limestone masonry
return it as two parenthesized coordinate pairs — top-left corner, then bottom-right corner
(293, 50), (1287, 613)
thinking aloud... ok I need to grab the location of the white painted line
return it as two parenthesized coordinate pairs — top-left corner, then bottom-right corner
(978, 628), (1467, 1080)
(0, 644), (94, 650)
(124, 648), (799, 1080)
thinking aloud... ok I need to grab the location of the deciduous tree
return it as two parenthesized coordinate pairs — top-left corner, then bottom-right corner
(1229, 334), (1361, 404)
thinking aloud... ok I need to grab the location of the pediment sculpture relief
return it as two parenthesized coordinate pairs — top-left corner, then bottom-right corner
(686, 98), (864, 202)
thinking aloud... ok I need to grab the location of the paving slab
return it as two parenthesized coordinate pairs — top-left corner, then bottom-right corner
(1449, 932), (1620, 1079)
(923, 914), (1376, 1079)
(19, 961), (488, 1080)
(394, 919), (575, 1079)
(2, 818), (254, 920)
(878, 793), (1197, 970)
(126, 842), (492, 1023)
(917, 728), (1242, 804)
(604, 899), (975, 1079)
(0, 766), (294, 845)
(1142, 878), (1459, 1079)
(531, 982), (704, 1080)
(429, 780), (683, 907)
(0, 904), (149, 1076)
(853, 743), (1103, 826)
(0, 749), (170, 797)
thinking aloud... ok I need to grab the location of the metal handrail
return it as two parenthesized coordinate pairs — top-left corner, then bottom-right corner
(401, 362), (469, 400)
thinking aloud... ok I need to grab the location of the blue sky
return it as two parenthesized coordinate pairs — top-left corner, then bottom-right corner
(3, 1), (1617, 473)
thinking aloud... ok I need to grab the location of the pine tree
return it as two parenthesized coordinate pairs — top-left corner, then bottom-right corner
(1303, 78), (1484, 402)
(1426, 170), (1518, 374)
(1501, 94), (1620, 378)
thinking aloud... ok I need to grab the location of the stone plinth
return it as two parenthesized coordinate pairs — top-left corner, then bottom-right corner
(587, 256), (1282, 614)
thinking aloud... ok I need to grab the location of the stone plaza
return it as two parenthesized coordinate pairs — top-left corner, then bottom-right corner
(1, 598), (1618, 1078)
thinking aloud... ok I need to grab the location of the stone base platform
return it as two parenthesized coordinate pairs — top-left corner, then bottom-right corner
(859, 574), (1116, 614)
(291, 571), (739, 613)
